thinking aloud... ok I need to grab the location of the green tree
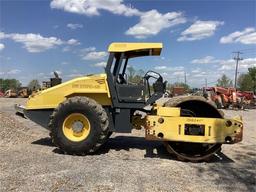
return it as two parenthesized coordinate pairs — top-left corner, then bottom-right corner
(137, 69), (145, 77)
(127, 66), (136, 82)
(237, 74), (253, 91)
(27, 79), (41, 91)
(0, 78), (21, 92)
(126, 66), (144, 84)
(248, 67), (256, 93)
(216, 74), (233, 87)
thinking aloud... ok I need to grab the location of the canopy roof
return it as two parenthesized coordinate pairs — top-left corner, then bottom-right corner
(108, 43), (162, 56)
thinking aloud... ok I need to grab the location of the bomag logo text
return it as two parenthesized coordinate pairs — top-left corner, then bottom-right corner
(72, 84), (100, 89)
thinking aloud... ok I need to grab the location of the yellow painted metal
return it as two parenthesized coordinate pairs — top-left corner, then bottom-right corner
(141, 106), (243, 144)
(26, 43), (164, 110)
(156, 106), (180, 117)
(145, 112), (243, 144)
(62, 113), (91, 142)
(108, 42), (162, 55)
(25, 74), (111, 110)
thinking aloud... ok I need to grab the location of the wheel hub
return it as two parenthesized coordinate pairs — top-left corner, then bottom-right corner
(72, 120), (84, 133)
(62, 113), (91, 142)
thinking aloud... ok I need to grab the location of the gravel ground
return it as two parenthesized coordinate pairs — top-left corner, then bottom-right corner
(0, 98), (255, 192)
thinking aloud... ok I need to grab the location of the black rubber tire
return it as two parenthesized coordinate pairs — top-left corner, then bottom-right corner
(48, 96), (109, 155)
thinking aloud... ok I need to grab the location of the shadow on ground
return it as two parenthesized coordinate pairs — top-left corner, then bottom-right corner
(31, 136), (234, 163)
(193, 144), (256, 192)
(31, 137), (55, 147)
(31, 136), (256, 191)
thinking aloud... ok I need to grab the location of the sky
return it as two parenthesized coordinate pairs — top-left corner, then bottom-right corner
(0, 0), (255, 87)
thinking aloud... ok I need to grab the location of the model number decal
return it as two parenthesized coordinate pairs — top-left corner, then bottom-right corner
(72, 84), (100, 89)
(186, 118), (203, 122)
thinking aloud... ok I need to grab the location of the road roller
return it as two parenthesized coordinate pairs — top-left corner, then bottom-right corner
(15, 43), (243, 162)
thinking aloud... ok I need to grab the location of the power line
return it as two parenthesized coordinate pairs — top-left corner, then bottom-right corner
(237, 48), (256, 52)
(200, 80), (217, 87)
(241, 52), (256, 56)
(233, 51), (243, 89)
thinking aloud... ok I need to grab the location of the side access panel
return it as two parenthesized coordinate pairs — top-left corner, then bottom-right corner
(113, 108), (132, 133)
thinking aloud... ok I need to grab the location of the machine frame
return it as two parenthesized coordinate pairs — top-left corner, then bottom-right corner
(105, 44), (167, 133)
(14, 42), (243, 162)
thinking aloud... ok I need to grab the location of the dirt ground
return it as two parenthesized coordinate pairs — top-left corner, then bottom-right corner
(0, 98), (255, 192)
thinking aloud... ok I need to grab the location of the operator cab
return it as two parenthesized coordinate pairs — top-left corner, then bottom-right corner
(106, 43), (167, 109)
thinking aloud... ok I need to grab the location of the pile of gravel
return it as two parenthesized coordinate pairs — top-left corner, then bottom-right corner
(0, 112), (33, 145)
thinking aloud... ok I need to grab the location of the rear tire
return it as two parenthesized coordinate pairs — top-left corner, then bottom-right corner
(49, 96), (109, 155)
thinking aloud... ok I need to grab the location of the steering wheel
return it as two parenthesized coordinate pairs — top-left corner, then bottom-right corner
(143, 70), (163, 81)
(143, 70), (166, 96)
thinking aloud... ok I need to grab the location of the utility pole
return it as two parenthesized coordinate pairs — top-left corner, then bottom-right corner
(184, 72), (187, 85)
(205, 78), (207, 88)
(233, 51), (243, 89)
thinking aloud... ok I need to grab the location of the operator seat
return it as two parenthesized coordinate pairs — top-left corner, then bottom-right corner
(153, 77), (167, 93)
(117, 74), (127, 84)
(115, 74), (145, 103)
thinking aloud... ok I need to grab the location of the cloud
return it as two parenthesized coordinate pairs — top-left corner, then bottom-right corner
(154, 65), (184, 72)
(219, 58), (256, 71)
(0, 32), (80, 53)
(81, 47), (96, 52)
(37, 72), (45, 76)
(50, 1), (186, 39)
(67, 23), (83, 30)
(93, 61), (107, 67)
(62, 39), (80, 52)
(81, 47), (107, 60)
(62, 46), (71, 52)
(191, 56), (220, 64)
(7, 69), (21, 75)
(191, 55), (256, 72)
(0, 32), (6, 39)
(67, 38), (80, 45)
(50, 0), (141, 17)
(191, 68), (201, 73)
(82, 51), (107, 60)
(126, 10), (186, 39)
(173, 71), (185, 76)
(161, 72), (168, 76)
(61, 61), (69, 65)
(182, 57), (256, 87)
(0, 55), (11, 60)
(67, 73), (83, 78)
(178, 20), (224, 41)
(192, 72), (208, 78)
(8, 33), (63, 53)
(220, 27), (256, 44)
(53, 25), (59, 29)
(0, 43), (5, 51)
(154, 66), (185, 79)
(154, 65), (167, 70)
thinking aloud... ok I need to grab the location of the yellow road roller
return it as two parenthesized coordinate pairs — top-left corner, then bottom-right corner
(15, 43), (243, 162)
